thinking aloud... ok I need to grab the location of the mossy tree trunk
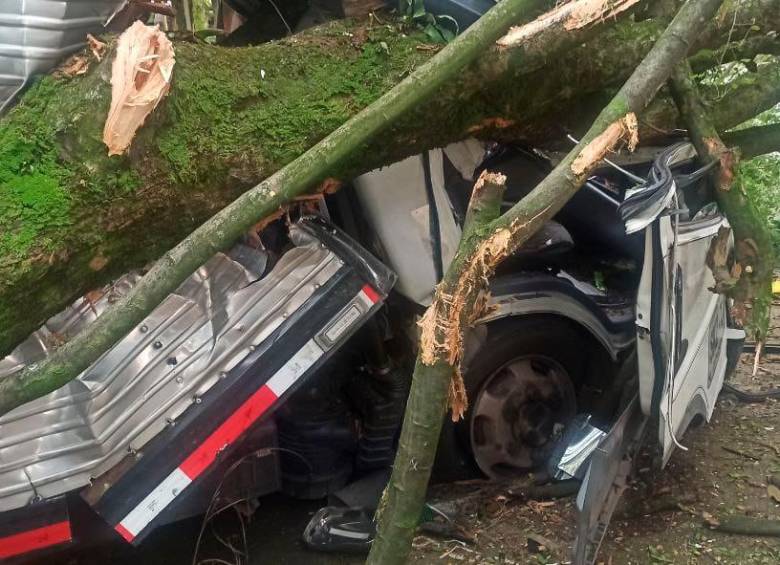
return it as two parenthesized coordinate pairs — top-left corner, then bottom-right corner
(2, 1), (779, 363)
(0, 0), (779, 413)
(0, 0), (561, 416)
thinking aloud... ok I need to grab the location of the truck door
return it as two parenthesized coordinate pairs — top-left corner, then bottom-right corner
(636, 210), (733, 464)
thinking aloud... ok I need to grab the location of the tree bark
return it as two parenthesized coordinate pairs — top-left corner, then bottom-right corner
(670, 60), (776, 340)
(367, 1), (727, 563)
(1, 0), (777, 360)
(0, 0), (556, 416)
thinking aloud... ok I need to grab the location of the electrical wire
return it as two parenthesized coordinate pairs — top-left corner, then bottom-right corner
(191, 447), (313, 565)
(265, 0), (291, 35)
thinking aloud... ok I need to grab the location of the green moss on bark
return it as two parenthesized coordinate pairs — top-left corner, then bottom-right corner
(154, 27), (429, 183)
(0, 21), (433, 356)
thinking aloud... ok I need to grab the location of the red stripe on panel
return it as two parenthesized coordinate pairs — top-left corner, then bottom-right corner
(0, 520), (71, 559)
(179, 385), (278, 480)
(361, 284), (380, 304)
(114, 523), (135, 543)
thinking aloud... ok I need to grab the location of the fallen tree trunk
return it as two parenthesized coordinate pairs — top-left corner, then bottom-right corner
(0, 0), (554, 416)
(367, 0), (728, 562)
(1, 0), (778, 359)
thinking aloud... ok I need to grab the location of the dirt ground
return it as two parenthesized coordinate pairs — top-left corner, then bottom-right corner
(410, 306), (780, 565)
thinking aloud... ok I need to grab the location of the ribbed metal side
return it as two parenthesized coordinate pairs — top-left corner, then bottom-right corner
(0, 0), (121, 111)
(0, 239), (342, 512)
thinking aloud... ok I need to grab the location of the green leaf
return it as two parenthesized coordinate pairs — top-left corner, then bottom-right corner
(424, 23), (446, 43)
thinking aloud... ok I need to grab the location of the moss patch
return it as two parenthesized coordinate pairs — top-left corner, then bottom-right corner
(0, 78), (73, 257)
(155, 24), (428, 183)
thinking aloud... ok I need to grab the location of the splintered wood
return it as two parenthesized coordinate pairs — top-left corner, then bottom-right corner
(103, 21), (175, 156)
(571, 112), (638, 177)
(419, 172), (515, 420)
(497, 0), (640, 47)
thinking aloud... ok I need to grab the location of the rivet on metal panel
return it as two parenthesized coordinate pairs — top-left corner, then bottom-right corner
(249, 345), (256, 352)
(175, 376), (184, 384)
(219, 371), (227, 379)
(193, 396), (202, 404)
(140, 325), (149, 333)
(313, 283), (320, 289)
(153, 341), (163, 349)
(166, 418), (175, 426)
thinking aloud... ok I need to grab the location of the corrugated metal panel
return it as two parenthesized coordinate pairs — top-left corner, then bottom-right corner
(0, 234), (343, 512)
(0, 0), (122, 111)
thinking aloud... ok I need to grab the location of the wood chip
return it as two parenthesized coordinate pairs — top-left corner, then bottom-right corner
(103, 21), (175, 156)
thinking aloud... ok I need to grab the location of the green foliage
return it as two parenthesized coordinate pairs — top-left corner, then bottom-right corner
(735, 103), (780, 262)
(400, 0), (459, 43)
(738, 153), (780, 259)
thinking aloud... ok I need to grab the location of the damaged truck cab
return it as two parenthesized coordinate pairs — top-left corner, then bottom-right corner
(0, 137), (744, 563)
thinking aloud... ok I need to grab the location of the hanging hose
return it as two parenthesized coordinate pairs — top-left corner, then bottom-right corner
(422, 151), (444, 281)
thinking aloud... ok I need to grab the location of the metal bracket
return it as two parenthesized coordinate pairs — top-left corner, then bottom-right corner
(573, 395), (648, 565)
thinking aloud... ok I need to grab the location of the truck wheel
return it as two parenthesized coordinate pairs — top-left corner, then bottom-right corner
(461, 317), (583, 479)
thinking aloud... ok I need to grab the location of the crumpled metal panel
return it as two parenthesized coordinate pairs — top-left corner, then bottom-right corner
(0, 0), (122, 112)
(0, 238), (342, 512)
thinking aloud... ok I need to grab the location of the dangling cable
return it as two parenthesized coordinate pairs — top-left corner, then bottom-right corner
(665, 191), (688, 452)
(265, 0), (291, 34)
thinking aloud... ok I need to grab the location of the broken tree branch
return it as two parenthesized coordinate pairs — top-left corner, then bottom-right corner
(722, 123), (780, 159)
(689, 33), (780, 73)
(369, 168), (508, 565)
(706, 515), (780, 537)
(0, 0), (545, 416)
(670, 60), (776, 339)
(368, 1), (727, 563)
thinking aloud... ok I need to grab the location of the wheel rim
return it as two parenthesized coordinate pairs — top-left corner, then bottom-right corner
(469, 355), (576, 478)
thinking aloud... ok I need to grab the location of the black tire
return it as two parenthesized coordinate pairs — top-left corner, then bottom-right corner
(462, 317), (587, 478)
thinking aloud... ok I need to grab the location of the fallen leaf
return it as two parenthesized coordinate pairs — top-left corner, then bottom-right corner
(768, 484), (780, 503)
(87, 34), (107, 61)
(55, 55), (90, 78)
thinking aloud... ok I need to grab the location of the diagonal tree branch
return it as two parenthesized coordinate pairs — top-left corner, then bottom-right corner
(670, 60), (776, 340)
(368, 1), (727, 563)
(722, 122), (780, 159)
(0, 0), (549, 416)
